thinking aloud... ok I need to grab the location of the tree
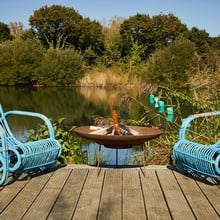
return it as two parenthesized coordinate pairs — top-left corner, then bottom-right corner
(102, 17), (124, 65)
(76, 18), (104, 54)
(147, 38), (196, 87)
(29, 5), (83, 49)
(119, 14), (152, 59)
(151, 14), (189, 47)
(29, 5), (104, 54)
(128, 36), (144, 67)
(0, 22), (12, 42)
(119, 13), (189, 60)
(189, 27), (218, 72)
(188, 27), (210, 56)
(21, 28), (38, 41)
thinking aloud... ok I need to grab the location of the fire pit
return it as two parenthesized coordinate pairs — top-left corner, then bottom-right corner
(74, 125), (163, 148)
(74, 108), (163, 174)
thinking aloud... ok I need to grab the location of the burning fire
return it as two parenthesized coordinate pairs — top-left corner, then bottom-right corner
(89, 104), (139, 136)
(109, 107), (121, 135)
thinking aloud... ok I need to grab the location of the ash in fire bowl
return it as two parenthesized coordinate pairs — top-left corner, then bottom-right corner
(74, 125), (163, 149)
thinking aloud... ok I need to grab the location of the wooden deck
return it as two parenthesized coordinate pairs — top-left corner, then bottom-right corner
(0, 165), (219, 220)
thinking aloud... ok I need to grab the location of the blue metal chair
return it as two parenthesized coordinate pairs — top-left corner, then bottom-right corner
(173, 112), (220, 178)
(0, 104), (62, 185)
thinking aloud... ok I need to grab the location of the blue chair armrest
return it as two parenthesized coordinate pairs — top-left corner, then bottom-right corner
(4, 110), (55, 139)
(178, 112), (220, 140)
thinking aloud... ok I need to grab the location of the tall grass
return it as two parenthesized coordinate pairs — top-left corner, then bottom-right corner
(78, 66), (141, 88)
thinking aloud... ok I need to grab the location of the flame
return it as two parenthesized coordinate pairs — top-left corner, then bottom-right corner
(114, 123), (121, 135)
(110, 108), (119, 124)
(109, 105), (121, 135)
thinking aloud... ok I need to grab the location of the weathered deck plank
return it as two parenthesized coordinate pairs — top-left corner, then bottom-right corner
(0, 165), (219, 220)
(0, 172), (52, 220)
(47, 168), (88, 220)
(140, 168), (171, 219)
(174, 171), (219, 220)
(98, 169), (122, 220)
(196, 177), (220, 216)
(153, 169), (196, 220)
(123, 169), (146, 219)
(22, 168), (72, 220)
(73, 168), (104, 220)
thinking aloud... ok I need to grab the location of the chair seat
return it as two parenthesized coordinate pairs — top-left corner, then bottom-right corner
(173, 139), (220, 178)
(8, 138), (61, 171)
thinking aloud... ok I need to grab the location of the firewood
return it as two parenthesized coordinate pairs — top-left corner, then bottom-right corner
(128, 128), (139, 135)
(89, 127), (108, 135)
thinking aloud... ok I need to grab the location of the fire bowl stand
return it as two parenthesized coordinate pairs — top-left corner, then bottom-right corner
(96, 143), (147, 177)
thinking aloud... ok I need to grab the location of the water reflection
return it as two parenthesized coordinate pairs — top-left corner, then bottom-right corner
(0, 86), (145, 124)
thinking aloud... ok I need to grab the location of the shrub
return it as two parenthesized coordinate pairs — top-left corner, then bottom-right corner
(39, 48), (83, 86)
(147, 38), (196, 88)
(0, 39), (44, 85)
(27, 118), (86, 164)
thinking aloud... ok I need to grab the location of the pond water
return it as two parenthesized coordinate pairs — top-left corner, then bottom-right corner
(0, 86), (153, 165)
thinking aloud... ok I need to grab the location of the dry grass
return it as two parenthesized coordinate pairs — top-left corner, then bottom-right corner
(189, 71), (220, 105)
(79, 67), (141, 88)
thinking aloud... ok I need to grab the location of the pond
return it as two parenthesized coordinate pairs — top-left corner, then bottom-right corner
(0, 86), (155, 166)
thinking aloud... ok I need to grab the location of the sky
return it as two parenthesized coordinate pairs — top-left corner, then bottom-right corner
(0, 0), (220, 37)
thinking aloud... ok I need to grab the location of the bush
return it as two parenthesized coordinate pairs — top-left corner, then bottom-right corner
(39, 48), (83, 86)
(0, 39), (44, 85)
(27, 118), (86, 164)
(147, 38), (196, 88)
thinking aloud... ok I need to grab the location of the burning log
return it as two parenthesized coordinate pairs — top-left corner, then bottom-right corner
(90, 107), (139, 136)
(106, 124), (132, 136)
(89, 125), (139, 136)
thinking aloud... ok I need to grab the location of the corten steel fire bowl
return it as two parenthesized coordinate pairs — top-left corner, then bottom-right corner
(74, 126), (163, 148)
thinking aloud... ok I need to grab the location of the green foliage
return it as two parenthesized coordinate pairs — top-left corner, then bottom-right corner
(0, 22), (12, 42)
(189, 27), (210, 56)
(128, 37), (144, 66)
(124, 87), (219, 164)
(119, 14), (152, 59)
(147, 38), (196, 87)
(29, 5), (104, 54)
(0, 6), (219, 86)
(0, 39), (83, 86)
(0, 38), (44, 85)
(184, 116), (220, 145)
(29, 5), (83, 49)
(39, 48), (83, 86)
(27, 118), (86, 164)
(83, 47), (98, 65)
(151, 14), (189, 48)
(77, 18), (104, 54)
(119, 13), (189, 60)
(102, 17), (123, 65)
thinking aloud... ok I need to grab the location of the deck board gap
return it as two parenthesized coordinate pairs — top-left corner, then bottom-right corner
(172, 171), (197, 219)
(71, 169), (90, 219)
(96, 169), (106, 220)
(139, 169), (148, 220)
(195, 177), (220, 217)
(155, 169), (174, 220)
